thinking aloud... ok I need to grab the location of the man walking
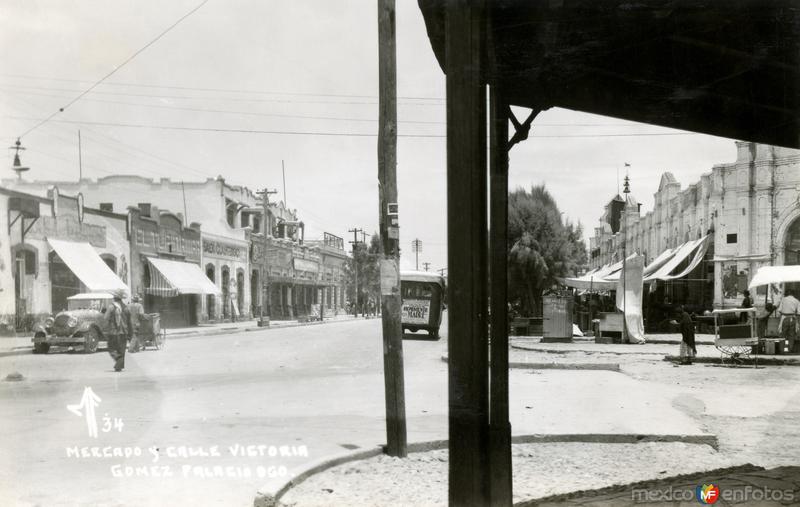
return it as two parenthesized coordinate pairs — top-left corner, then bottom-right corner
(107, 290), (132, 372)
(127, 294), (145, 353)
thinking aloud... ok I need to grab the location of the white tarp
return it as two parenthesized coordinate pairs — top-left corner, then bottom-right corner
(643, 246), (677, 277)
(559, 261), (622, 290)
(616, 253), (646, 344)
(147, 257), (221, 296)
(748, 265), (800, 289)
(645, 236), (709, 281)
(47, 238), (129, 294)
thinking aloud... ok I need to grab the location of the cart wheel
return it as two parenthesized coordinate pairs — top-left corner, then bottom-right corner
(83, 328), (99, 354)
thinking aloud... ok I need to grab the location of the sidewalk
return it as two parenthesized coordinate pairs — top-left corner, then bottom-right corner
(0, 313), (365, 354)
(511, 334), (800, 365)
(522, 464), (800, 506)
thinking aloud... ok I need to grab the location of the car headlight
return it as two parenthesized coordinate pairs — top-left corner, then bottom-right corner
(45, 317), (54, 328)
(67, 317), (78, 328)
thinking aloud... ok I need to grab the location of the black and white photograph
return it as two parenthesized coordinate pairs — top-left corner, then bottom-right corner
(1, 1), (799, 506)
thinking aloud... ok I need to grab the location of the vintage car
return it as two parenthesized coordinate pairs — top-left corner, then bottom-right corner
(32, 293), (114, 354)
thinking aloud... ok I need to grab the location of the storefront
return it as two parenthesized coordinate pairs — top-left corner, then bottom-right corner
(128, 204), (211, 328)
(1, 187), (130, 333)
(201, 234), (250, 321)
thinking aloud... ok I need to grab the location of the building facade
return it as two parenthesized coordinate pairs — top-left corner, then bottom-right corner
(588, 141), (800, 309)
(5, 175), (258, 321)
(1, 187), (130, 334)
(4, 175), (350, 323)
(128, 204), (207, 328)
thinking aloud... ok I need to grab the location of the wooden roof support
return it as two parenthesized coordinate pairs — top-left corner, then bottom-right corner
(446, 1), (491, 505)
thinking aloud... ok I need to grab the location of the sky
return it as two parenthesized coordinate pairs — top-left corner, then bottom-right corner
(0, 0), (740, 272)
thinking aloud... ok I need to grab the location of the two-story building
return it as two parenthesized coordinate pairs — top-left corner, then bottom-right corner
(588, 141), (800, 310)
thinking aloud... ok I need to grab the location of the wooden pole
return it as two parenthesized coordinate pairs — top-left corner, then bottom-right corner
(488, 88), (512, 507)
(378, 0), (407, 458)
(446, 1), (490, 505)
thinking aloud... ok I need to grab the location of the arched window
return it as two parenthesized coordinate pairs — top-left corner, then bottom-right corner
(100, 254), (117, 273)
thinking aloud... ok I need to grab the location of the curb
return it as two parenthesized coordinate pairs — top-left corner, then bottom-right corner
(163, 316), (362, 341)
(662, 355), (800, 366)
(441, 355), (621, 372)
(253, 434), (718, 507)
(510, 344), (668, 356)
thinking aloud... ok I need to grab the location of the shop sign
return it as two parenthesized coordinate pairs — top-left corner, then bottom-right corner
(29, 215), (106, 247)
(294, 258), (319, 273)
(203, 238), (246, 261)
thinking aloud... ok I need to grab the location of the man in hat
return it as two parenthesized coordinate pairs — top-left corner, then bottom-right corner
(107, 290), (132, 372)
(127, 294), (145, 353)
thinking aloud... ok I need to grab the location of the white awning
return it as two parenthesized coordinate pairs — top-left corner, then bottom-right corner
(748, 265), (800, 289)
(559, 261), (621, 290)
(644, 236), (710, 281)
(643, 246), (677, 277)
(147, 257), (221, 296)
(47, 238), (129, 294)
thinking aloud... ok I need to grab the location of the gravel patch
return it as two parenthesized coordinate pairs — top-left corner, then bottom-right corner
(280, 441), (741, 507)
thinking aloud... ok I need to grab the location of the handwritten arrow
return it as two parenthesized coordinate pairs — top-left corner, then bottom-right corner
(67, 387), (102, 438)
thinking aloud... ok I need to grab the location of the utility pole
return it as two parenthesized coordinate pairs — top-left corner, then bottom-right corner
(412, 238), (422, 271)
(378, 0), (407, 458)
(438, 267), (447, 277)
(258, 188), (278, 320)
(349, 228), (364, 317)
(423, 262), (431, 272)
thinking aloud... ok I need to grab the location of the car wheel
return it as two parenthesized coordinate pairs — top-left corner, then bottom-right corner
(84, 328), (99, 354)
(33, 342), (50, 354)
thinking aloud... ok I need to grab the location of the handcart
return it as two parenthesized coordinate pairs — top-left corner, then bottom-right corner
(711, 308), (758, 367)
(140, 313), (166, 350)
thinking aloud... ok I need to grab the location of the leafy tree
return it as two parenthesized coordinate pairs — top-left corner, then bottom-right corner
(508, 184), (587, 315)
(345, 233), (381, 312)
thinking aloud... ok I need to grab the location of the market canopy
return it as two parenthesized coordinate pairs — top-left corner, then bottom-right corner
(559, 236), (710, 290)
(146, 257), (221, 297)
(748, 265), (800, 289)
(47, 238), (129, 295)
(644, 236), (710, 282)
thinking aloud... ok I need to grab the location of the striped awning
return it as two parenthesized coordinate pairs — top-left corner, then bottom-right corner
(146, 257), (220, 297)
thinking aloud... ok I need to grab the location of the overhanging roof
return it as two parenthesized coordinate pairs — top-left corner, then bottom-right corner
(418, 0), (800, 148)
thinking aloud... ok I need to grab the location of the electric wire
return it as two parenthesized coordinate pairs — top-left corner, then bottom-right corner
(17, 0), (211, 139)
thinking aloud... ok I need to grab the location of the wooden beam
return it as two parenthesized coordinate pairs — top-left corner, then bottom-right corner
(488, 87), (512, 507)
(378, 0), (407, 458)
(446, 1), (490, 505)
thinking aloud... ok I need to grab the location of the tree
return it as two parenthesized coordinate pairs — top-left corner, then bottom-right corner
(508, 184), (587, 315)
(345, 233), (381, 312)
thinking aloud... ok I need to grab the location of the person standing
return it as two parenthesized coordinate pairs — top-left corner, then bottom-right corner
(127, 294), (145, 353)
(739, 290), (754, 323)
(107, 290), (132, 372)
(778, 290), (800, 351)
(677, 306), (697, 365)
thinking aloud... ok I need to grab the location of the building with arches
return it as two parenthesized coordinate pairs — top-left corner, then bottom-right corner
(588, 141), (800, 310)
